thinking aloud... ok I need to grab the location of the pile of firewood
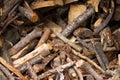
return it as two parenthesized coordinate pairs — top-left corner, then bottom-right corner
(0, 0), (120, 80)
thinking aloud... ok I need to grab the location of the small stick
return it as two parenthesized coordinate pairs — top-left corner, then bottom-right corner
(38, 61), (75, 79)
(0, 57), (27, 80)
(67, 57), (83, 80)
(19, 1), (39, 22)
(0, 70), (8, 80)
(72, 49), (105, 73)
(79, 60), (103, 80)
(0, 0), (21, 21)
(46, 20), (82, 52)
(13, 43), (50, 68)
(74, 66), (83, 80)
(33, 53), (57, 73)
(30, 1), (56, 10)
(73, 27), (93, 39)
(54, 0), (64, 6)
(91, 41), (109, 70)
(35, 28), (51, 48)
(0, 64), (15, 80)
(94, 0), (115, 34)
(11, 40), (38, 60)
(26, 62), (38, 80)
(9, 26), (42, 56)
(62, 6), (95, 37)
(52, 29), (82, 52)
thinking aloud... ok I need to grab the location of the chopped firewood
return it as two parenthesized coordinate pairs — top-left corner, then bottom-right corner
(19, 1), (39, 22)
(68, 4), (87, 23)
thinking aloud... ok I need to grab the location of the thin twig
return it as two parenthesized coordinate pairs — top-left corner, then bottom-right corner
(26, 62), (38, 80)
(72, 49), (105, 73)
(0, 57), (27, 80)
(0, 64), (15, 80)
(38, 61), (75, 79)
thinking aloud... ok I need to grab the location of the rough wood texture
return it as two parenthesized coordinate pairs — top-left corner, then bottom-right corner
(13, 44), (50, 68)
(0, 57), (27, 80)
(9, 27), (42, 56)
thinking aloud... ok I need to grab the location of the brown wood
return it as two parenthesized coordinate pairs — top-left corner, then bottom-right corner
(0, 57), (27, 80)
(9, 26), (42, 56)
(13, 43), (50, 68)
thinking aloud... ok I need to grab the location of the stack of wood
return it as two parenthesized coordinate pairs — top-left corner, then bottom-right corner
(0, 0), (120, 80)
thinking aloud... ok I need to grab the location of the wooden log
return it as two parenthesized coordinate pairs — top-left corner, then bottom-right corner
(30, 1), (56, 10)
(19, 1), (39, 22)
(0, 0), (21, 21)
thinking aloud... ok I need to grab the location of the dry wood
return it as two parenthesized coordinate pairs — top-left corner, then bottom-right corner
(9, 26), (42, 56)
(11, 40), (38, 60)
(91, 41), (109, 70)
(19, 1), (39, 22)
(35, 28), (51, 48)
(68, 4), (87, 23)
(0, 57), (27, 80)
(72, 49), (105, 73)
(94, 0), (115, 34)
(80, 61), (103, 80)
(62, 6), (95, 37)
(73, 27), (93, 39)
(0, 64), (14, 80)
(68, 68), (78, 80)
(74, 66), (83, 80)
(0, 70), (8, 80)
(26, 62), (38, 80)
(100, 27), (113, 48)
(45, 20), (82, 52)
(65, 0), (78, 4)
(38, 61), (75, 79)
(33, 53), (57, 73)
(118, 54), (120, 66)
(30, 1), (56, 10)
(0, 0), (21, 21)
(54, 0), (64, 6)
(13, 43), (50, 68)
(112, 28), (120, 51)
(67, 57), (83, 80)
